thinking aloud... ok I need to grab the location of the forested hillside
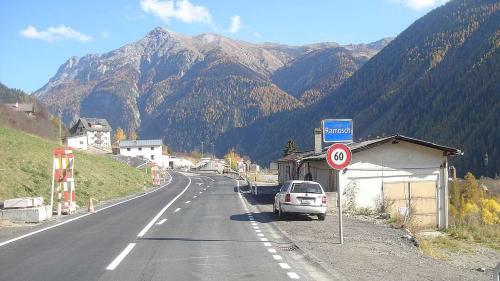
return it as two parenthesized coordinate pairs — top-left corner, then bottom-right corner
(219, 0), (500, 177)
(35, 28), (386, 153)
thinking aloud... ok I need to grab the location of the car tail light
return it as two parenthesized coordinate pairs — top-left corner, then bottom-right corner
(322, 196), (327, 204)
(285, 193), (291, 203)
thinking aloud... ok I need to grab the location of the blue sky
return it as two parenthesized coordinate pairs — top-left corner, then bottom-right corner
(0, 0), (448, 93)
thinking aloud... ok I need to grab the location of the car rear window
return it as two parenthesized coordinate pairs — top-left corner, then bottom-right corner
(291, 183), (322, 194)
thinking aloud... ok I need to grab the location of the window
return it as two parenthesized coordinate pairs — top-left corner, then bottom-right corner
(151, 147), (154, 150)
(291, 183), (322, 194)
(138, 147), (142, 151)
(127, 148), (131, 151)
(79, 141), (83, 145)
(151, 155), (155, 160)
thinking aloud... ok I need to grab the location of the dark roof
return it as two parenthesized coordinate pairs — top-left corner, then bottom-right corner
(4, 103), (34, 112)
(301, 134), (461, 161)
(70, 117), (112, 133)
(119, 139), (162, 148)
(277, 150), (315, 162)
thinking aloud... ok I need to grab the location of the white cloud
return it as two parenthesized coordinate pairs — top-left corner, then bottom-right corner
(253, 32), (262, 39)
(391, 0), (449, 11)
(20, 25), (92, 42)
(140, 0), (212, 24)
(229, 15), (242, 33)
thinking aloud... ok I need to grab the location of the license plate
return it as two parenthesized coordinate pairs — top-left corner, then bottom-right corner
(301, 199), (313, 205)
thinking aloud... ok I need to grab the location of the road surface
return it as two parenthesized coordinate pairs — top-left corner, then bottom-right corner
(0, 171), (331, 281)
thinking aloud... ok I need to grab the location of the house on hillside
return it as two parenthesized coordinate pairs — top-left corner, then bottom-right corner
(278, 134), (461, 229)
(119, 139), (163, 163)
(69, 117), (112, 149)
(4, 102), (35, 116)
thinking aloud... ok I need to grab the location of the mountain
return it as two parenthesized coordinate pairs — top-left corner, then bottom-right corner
(218, 0), (500, 177)
(35, 28), (387, 152)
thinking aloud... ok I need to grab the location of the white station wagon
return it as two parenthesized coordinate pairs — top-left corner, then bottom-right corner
(273, 180), (327, 220)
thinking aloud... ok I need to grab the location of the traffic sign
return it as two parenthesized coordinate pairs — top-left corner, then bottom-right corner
(326, 143), (352, 170)
(322, 119), (353, 143)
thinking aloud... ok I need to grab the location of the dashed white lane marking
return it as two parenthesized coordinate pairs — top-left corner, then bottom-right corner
(268, 248), (276, 253)
(260, 238), (268, 241)
(263, 242), (272, 247)
(257, 233), (264, 237)
(279, 263), (291, 269)
(0, 171), (175, 248)
(253, 226), (259, 229)
(287, 272), (300, 279)
(174, 208), (181, 213)
(199, 191), (203, 194)
(193, 195), (197, 198)
(137, 175), (191, 238)
(105, 243), (136, 270)
(156, 219), (167, 225)
(255, 230), (262, 233)
(185, 201), (191, 204)
(272, 255), (282, 260)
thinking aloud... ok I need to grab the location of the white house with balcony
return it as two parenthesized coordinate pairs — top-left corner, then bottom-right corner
(119, 139), (163, 162)
(69, 117), (112, 149)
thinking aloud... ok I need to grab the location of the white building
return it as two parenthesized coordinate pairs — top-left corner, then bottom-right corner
(69, 118), (112, 149)
(119, 139), (162, 162)
(284, 135), (460, 229)
(65, 135), (88, 150)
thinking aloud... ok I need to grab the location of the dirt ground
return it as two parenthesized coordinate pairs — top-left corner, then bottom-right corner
(244, 191), (498, 281)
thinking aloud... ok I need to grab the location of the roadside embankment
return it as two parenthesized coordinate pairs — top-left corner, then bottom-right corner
(0, 127), (151, 209)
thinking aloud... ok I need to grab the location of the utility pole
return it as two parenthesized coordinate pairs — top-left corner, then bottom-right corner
(212, 143), (215, 159)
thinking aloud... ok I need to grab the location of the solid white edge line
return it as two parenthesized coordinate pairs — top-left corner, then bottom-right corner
(105, 243), (136, 270)
(137, 175), (191, 237)
(0, 171), (174, 248)
(156, 219), (167, 225)
(279, 263), (291, 269)
(287, 272), (300, 279)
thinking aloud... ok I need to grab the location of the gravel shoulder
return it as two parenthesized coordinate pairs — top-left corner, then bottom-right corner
(244, 189), (494, 281)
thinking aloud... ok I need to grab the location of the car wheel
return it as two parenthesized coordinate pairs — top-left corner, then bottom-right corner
(278, 205), (287, 220)
(317, 213), (326, 221)
(273, 202), (279, 215)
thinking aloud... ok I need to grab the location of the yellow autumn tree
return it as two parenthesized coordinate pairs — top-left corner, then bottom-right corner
(113, 127), (126, 144)
(224, 148), (240, 171)
(128, 130), (138, 140)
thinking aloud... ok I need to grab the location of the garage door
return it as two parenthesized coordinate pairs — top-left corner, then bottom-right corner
(383, 181), (437, 228)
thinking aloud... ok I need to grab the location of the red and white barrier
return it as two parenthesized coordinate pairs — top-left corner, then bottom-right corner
(50, 147), (76, 216)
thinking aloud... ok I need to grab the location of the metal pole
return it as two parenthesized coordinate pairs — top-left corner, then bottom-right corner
(201, 141), (204, 158)
(338, 182), (343, 244)
(50, 156), (56, 212)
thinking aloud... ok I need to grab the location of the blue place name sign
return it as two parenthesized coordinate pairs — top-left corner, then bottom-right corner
(322, 119), (353, 143)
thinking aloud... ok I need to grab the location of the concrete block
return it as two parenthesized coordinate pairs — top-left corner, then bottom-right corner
(1, 205), (52, 223)
(4, 197), (44, 208)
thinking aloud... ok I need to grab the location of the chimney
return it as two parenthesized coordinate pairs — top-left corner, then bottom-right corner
(15, 102), (18, 108)
(314, 128), (322, 154)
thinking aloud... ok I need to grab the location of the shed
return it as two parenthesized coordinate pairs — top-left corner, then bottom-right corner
(297, 135), (460, 229)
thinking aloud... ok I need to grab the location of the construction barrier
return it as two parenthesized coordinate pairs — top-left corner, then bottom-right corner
(151, 165), (160, 187)
(50, 147), (76, 216)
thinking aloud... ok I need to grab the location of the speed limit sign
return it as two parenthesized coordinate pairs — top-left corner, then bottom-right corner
(326, 143), (352, 170)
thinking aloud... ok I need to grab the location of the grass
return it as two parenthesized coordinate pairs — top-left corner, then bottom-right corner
(418, 224), (499, 260)
(418, 236), (471, 260)
(0, 127), (150, 208)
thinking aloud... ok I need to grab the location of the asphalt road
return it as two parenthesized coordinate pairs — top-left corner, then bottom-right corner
(0, 171), (331, 281)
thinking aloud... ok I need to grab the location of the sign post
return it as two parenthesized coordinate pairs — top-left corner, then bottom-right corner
(326, 143), (352, 245)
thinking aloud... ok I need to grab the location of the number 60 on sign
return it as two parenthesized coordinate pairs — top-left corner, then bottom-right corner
(326, 143), (352, 170)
